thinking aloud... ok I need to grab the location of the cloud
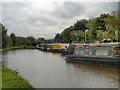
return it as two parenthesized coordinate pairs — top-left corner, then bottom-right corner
(52, 2), (85, 19)
(2, 1), (118, 39)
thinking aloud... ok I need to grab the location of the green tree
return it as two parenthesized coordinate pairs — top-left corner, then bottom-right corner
(22, 38), (31, 46)
(74, 19), (88, 32)
(54, 33), (62, 43)
(6, 36), (13, 47)
(102, 31), (109, 39)
(0, 23), (2, 49)
(10, 33), (16, 46)
(38, 37), (45, 41)
(27, 36), (35, 43)
(87, 29), (96, 41)
(16, 37), (23, 46)
(37, 37), (45, 43)
(27, 36), (36, 46)
(2, 25), (8, 48)
(70, 31), (84, 42)
(61, 26), (74, 43)
(104, 15), (119, 40)
(95, 14), (111, 31)
(96, 30), (103, 41)
(86, 18), (97, 40)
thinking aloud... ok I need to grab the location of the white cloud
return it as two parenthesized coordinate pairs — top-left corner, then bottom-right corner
(2, 0), (119, 2)
(1, 1), (118, 39)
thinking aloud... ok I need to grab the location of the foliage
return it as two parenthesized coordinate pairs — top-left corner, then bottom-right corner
(27, 36), (35, 43)
(1, 22), (38, 48)
(6, 36), (13, 47)
(53, 12), (120, 42)
(104, 15), (119, 40)
(2, 26), (8, 48)
(1, 11), (120, 48)
(37, 37), (45, 43)
(54, 33), (62, 43)
(61, 26), (74, 43)
(87, 29), (95, 41)
(70, 31), (85, 42)
(96, 30), (103, 41)
(102, 31), (109, 39)
(10, 33), (16, 46)
(74, 19), (88, 32)
(86, 13), (120, 41)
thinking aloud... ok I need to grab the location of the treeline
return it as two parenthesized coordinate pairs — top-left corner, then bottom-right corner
(54, 11), (120, 43)
(1, 24), (53, 48)
(1, 11), (120, 48)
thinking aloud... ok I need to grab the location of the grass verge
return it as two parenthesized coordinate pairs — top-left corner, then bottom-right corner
(2, 64), (34, 89)
(0, 46), (35, 51)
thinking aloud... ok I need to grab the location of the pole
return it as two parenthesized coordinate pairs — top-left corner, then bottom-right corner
(85, 29), (88, 44)
(115, 29), (118, 43)
(74, 32), (76, 43)
(85, 32), (86, 43)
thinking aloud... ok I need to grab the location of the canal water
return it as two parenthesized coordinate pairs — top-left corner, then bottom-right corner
(2, 49), (119, 88)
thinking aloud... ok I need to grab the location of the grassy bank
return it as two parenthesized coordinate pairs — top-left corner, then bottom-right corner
(2, 64), (34, 88)
(0, 64), (2, 90)
(0, 46), (35, 51)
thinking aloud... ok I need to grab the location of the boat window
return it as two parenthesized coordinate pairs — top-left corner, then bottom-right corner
(96, 50), (108, 56)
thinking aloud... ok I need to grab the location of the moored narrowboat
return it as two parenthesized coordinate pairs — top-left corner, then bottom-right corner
(65, 43), (120, 68)
(46, 44), (53, 52)
(52, 44), (61, 52)
(60, 44), (69, 55)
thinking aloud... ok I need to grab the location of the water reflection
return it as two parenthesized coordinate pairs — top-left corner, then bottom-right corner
(2, 49), (119, 88)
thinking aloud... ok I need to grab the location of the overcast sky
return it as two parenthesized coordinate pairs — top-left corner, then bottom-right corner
(1, 0), (119, 39)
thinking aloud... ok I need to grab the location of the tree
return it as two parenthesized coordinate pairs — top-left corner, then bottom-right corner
(38, 37), (45, 41)
(96, 30), (103, 41)
(61, 26), (74, 43)
(16, 37), (23, 46)
(104, 15), (119, 40)
(86, 18), (97, 40)
(22, 38), (31, 46)
(70, 31), (85, 42)
(0, 23), (2, 49)
(27, 36), (36, 46)
(54, 33), (62, 43)
(87, 30), (95, 41)
(10, 33), (16, 46)
(6, 36), (13, 47)
(86, 18), (96, 31)
(2, 25), (8, 48)
(74, 19), (88, 32)
(86, 14), (114, 41)
(102, 31), (109, 39)
(37, 37), (45, 43)
(95, 14), (110, 31)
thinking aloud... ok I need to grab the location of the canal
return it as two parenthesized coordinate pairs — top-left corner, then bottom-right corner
(2, 49), (119, 88)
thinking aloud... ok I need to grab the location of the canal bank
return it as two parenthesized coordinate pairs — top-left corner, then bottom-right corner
(0, 47), (35, 89)
(0, 46), (35, 51)
(2, 66), (34, 88)
(2, 49), (119, 88)
(1, 63), (34, 89)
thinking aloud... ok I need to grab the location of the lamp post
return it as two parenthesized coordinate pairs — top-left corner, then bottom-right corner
(85, 29), (88, 44)
(74, 32), (76, 43)
(115, 29), (118, 43)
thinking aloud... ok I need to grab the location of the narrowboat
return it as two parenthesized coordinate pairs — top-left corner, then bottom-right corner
(46, 44), (53, 52)
(51, 44), (61, 52)
(65, 43), (120, 68)
(60, 44), (69, 55)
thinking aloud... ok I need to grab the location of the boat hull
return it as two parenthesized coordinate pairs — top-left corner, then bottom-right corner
(65, 56), (120, 68)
